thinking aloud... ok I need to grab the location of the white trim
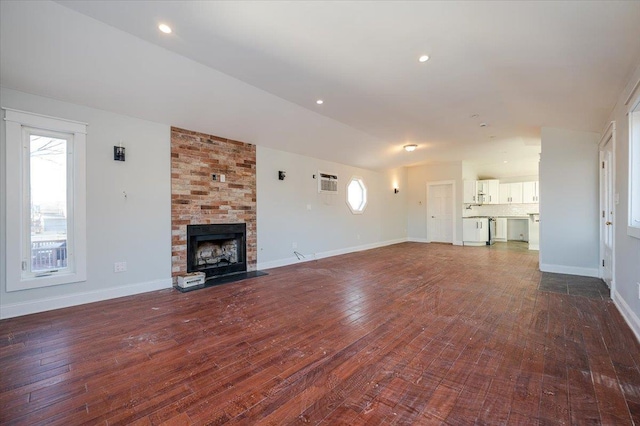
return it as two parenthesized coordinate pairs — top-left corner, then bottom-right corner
(539, 263), (599, 278)
(3, 108), (88, 133)
(407, 237), (429, 243)
(628, 93), (640, 239)
(623, 77), (640, 106)
(346, 175), (367, 214)
(257, 238), (408, 270)
(612, 290), (640, 344)
(425, 180), (456, 244)
(0, 278), (172, 319)
(453, 240), (463, 246)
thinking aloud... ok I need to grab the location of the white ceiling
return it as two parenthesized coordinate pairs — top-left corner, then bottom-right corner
(2, 1), (640, 176)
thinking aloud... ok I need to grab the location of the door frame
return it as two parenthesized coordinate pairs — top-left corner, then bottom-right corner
(598, 121), (616, 292)
(426, 180), (456, 244)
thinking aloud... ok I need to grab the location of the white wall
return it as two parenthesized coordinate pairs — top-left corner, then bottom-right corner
(539, 127), (600, 276)
(256, 146), (408, 269)
(607, 62), (640, 341)
(0, 88), (172, 319)
(407, 162), (463, 244)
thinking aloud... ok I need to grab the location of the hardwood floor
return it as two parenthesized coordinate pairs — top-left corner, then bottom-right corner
(1, 242), (639, 425)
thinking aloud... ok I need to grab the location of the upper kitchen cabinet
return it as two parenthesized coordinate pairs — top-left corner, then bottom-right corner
(479, 179), (499, 205)
(463, 180), (479, 204)
(522, 181), (539, 203)
(499, 182), (523, 204)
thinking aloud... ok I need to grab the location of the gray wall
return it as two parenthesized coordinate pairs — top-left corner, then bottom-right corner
(406, 162), (463, 245)
(256, 146), (408, 268)
(539, 127), (600, 276)
(0, 88), (172, 318)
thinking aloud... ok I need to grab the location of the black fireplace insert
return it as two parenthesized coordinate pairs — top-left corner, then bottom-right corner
(187, 223), (247, 279)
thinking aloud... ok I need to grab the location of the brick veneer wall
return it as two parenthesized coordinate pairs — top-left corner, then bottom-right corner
(171, 127), (257, 281)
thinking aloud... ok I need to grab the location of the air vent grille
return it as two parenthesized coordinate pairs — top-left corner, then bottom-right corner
(318, 172), (338, 193)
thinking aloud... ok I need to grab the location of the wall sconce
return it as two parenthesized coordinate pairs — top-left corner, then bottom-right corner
(114, 145), (125, 161)
(394, 188), (400, 194)
(278, 171), (286, 180)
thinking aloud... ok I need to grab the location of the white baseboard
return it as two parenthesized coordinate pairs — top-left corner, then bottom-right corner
(612, 290), (640, 344)
(539, 263), (599, 278)
(453, 240), (463, 246)
(257, 238), (409, 270)
(407, 237), (429, 243)
(528, 243), (539, 251)
(0, 278), (172, 320)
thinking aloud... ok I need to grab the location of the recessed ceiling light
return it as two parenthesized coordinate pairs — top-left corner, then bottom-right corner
(316, 99), (324, 105)
(503, 160), (508, 163)
(418, 55), (430, 63)
(480, 122), (487, 127)
(404, 144), (418, 152)
(158, 24), (172, 34)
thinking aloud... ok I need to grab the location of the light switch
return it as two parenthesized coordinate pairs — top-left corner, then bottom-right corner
(220, 174), (226, 183)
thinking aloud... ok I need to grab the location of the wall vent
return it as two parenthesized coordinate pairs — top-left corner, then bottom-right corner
(318, 172), (338, 193)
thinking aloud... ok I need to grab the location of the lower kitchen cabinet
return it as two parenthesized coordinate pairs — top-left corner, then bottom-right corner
(463, 218), (488, 246)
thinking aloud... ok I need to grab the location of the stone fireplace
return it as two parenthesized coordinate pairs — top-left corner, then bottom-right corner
(171, 127), (256, 284)
(187, 223), (246, 279)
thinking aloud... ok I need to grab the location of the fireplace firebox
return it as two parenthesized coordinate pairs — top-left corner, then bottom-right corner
(187, 223), (247, 279)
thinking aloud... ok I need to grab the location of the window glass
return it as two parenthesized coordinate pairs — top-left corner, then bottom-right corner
(347, 177), (367, 214)
(28, 133), (69, 274)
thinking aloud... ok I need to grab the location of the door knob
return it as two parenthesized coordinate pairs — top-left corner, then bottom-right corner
(605, 221), (612, 225)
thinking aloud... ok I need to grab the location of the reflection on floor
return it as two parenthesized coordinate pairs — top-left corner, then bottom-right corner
(489, 241), (530, 252)
(539, 272), (610, 300)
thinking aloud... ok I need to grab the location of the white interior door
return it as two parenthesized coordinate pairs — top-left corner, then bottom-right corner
(428, 183), (453, 243)
(599, 122), (615, 289)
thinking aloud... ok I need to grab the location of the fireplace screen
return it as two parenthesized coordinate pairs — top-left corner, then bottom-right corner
(187, 223), (246, 279)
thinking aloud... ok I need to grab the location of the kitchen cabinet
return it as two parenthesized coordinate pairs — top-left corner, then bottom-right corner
(463, 217), (488, 246)
(499, 182), (523, 204)
(522, 181), (539, 203)
(494, 218), (507, 241)
(463, 180), (478, 204)
(479, 179), (500, 204)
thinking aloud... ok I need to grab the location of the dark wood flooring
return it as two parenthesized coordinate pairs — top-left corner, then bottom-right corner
(1, 242), (639, 425)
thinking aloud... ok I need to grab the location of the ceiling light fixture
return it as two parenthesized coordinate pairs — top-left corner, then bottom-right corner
(404, 144), (418, 152)
(316, 99), (324, 105)
(418, 55), (430, 63)
(480, 122), (487, 127)
(158, 24), (172, 34)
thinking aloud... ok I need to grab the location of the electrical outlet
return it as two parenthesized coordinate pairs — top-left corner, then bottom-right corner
(114, 262), (127, 273)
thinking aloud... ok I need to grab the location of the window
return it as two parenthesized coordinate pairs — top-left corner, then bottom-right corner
(4, 109), (87, 291)
(629, 94), (640, 239)
(346, 176), (367, 214)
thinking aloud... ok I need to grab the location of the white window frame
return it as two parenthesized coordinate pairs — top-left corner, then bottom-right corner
(629, 92), (640, 239)
(4, 108), (87, 291)
(346, 176), (367, 214)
